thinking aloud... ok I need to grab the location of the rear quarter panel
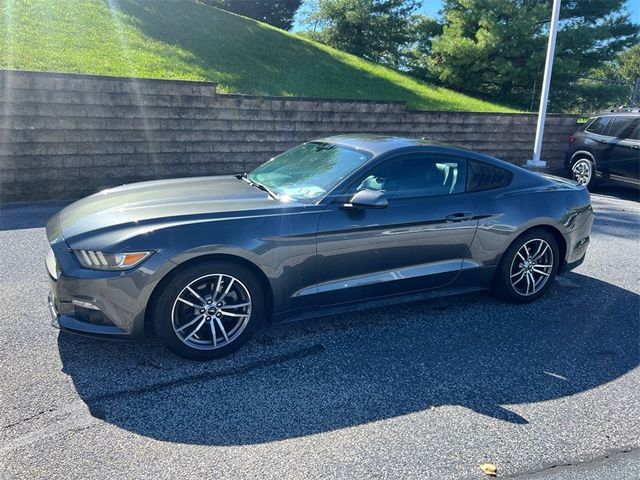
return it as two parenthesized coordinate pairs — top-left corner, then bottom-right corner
(468, 175), (593, 269)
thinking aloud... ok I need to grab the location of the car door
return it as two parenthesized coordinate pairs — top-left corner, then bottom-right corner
(314, 153), (479, 306)
(603, 115), (640, 183)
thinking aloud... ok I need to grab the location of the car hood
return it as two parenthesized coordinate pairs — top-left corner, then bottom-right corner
(47, 175), (300, 248)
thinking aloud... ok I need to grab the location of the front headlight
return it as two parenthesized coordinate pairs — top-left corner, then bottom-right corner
(73, 250), (153, 270)
(46, 247), (61, 279)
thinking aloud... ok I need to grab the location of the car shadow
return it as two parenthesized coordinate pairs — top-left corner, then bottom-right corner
(592, 185), (639, 203)
(58, 272), (639, 446)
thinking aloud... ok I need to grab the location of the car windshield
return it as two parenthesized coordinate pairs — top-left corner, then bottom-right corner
(248, 142), (372, 202)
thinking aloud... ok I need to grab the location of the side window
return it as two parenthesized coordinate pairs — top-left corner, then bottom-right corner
(467, 161), (513, 192)
(356, 156), (467, 199)
(607, 116), (640, 139)
(585, 116), (611, 135)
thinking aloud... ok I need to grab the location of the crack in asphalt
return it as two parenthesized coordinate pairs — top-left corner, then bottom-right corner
(84, 343), (325, 408)
(505, 446), (639, 478)
(1, 408), (57, 430)
(0, 402), (94, 455)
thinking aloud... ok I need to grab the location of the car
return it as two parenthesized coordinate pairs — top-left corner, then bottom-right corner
(46, 135), (594, 360)
(565, 109), (640, 189)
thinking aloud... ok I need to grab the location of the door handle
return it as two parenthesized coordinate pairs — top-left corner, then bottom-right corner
(631, 145), (640, 150)
(599, 139), (608, 144)
(445, 212), (475, 222)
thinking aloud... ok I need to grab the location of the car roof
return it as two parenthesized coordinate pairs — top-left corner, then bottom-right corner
(594, 109), (640, 117)
(312, 134), (524, 173)
(310, 134), (542, 186)
(314, 134), (472, 157)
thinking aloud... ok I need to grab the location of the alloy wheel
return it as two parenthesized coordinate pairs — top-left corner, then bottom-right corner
(171, 274), (252, 350)
(571, 159), (592, 186)
(509, 239), (554, 296)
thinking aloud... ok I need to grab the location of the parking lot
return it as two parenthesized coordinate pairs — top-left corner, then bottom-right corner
(0, 187), (638, 479)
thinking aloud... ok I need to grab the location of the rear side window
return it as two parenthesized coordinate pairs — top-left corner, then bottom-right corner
(607, 116), (640, 139)
(467, 161), (513, 192)
(585, 116), (610, 135)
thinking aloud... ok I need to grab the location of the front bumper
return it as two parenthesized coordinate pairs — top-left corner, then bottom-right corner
(46, 244), (173, 340)
(48, 291), (132, 339)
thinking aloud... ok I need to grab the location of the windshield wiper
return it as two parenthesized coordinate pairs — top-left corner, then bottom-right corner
(238, 173), (280, 200)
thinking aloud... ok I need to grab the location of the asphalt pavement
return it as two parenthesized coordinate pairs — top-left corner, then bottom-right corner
(0, 186), (638, 479)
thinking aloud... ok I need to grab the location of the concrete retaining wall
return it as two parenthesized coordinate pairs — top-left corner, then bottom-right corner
(0, 70), (579, 202)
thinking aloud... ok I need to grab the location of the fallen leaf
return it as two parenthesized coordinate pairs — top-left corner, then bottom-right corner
(480, 463), (497, 477)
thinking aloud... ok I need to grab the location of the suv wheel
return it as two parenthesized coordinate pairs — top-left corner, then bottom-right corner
(571, 158), (595, 189)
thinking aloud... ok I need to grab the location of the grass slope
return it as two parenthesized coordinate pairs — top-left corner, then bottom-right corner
(0, 0), (515, 112)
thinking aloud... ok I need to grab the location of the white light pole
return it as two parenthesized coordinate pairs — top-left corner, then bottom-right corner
(528, 0), (561, 168)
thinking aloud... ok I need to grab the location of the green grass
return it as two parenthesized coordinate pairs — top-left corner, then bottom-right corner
(0, 0), (516, 112)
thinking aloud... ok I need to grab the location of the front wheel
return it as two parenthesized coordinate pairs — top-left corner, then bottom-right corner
(492, 229), (560, 304)
(152, 261), (265, 360)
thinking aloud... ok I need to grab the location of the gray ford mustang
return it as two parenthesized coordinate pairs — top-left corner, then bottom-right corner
(46, 135), (594, 360)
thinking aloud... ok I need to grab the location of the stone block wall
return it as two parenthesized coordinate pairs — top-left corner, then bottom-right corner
(0, 70), (579, 202)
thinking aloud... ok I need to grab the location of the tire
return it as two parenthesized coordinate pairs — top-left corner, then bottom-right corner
(152, 261), (265, 360)
(571, 157), (596, 190)
(492, 229), (560, 304)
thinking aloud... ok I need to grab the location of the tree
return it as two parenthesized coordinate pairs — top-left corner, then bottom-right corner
(428, 0), (639, 109)
(404, 14), (443, 79)
(300, 0), (421, 68)
(576, 44), (640, 111)
(208, 1), (303, 31)
(617, 44), (640, 83)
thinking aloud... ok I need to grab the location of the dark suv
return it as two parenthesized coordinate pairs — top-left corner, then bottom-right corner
(565, 110), (639, 189)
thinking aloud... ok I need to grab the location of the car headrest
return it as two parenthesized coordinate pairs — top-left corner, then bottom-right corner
(436, 162), (459, 194)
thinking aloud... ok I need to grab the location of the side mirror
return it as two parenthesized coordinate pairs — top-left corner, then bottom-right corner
(346, 189), (388, 209)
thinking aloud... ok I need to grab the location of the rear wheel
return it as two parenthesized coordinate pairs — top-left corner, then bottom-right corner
(492, 229), (560, 304)
(571, 157), (596, 189)
(152, 261), (265, 360)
